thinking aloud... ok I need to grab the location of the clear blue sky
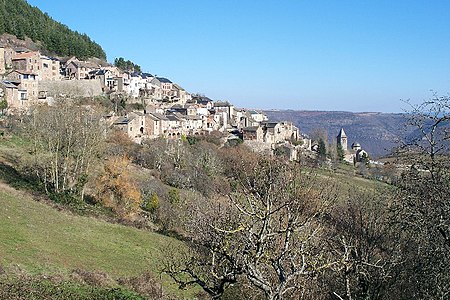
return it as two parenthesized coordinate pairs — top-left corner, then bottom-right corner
(26, 0), (450, 112)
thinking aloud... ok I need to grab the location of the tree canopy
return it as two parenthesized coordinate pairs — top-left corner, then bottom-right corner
(114, 57), (141, 73)
(0, 0), (106, 59)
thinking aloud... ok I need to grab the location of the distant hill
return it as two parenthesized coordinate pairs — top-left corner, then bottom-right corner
(264, 110), (412, 158)
(0, 0), (106, 59)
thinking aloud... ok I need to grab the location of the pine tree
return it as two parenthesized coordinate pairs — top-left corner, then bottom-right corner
(1, 0), (106, 59)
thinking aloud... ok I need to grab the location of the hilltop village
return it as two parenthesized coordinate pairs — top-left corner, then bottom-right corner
(0, 45), (369, 164)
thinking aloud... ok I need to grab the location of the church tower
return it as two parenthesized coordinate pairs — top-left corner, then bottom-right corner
(337, 128), (348, 151)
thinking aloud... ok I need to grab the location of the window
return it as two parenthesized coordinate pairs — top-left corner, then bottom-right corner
(20, 91), (27, 100)
(43, 63), (48, 68)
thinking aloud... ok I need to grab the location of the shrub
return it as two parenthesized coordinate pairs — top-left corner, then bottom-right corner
(143, 192), (160, 214)
(167, 188), (180, 205)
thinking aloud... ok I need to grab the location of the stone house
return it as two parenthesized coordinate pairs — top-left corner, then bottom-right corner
(109, 73), (131, 93)
(192, 95), (214, 109)
(165, 113), (183, 137)
(179, 114), (203, 134)
(213, 111), (229, 132)
(145, 112), (169, 138)
(11, 51), (41, 75)
(103, 66), (121, 77)
(40, 55), (61, 81)
(156, 77), (173, 97)
(262, 121), (299, 144)
(249, 110), (268, 123)
(112, 111), (146, 143)
(242, 126), (264, 142)
(214, 101), (235, 121)
(274, 143), (301, 161)
(172, 83), (192, 104)
(355, 149), (369, 163)
(205, 115), (218, 131)
(2, 46), (15, 71)
(65, 60), (98, 80)
(128, 73), (145, 98)
(89, 69), (113, 91)
(0, 80), (19, 109)
(0, 45), (5, 75)
(6, 70), (39, 102)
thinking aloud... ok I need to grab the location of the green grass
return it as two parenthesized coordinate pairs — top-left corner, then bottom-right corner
(0, 183), (196, 298)
(301, 164), (393, 203)
(0, 278), (145, 300)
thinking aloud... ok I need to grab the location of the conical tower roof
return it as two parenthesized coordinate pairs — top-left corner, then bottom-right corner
(337, 128), (347, 138)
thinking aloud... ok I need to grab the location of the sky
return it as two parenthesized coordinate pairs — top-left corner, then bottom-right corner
(26, 0), (450, 112)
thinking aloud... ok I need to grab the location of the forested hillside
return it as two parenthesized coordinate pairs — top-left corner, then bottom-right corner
(265, 110), (410, 158)
(0, 0), (106, 59)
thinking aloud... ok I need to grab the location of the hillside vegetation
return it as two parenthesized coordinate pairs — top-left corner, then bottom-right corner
(0, 0), (106, 59)
(0, 182), (197, 299)
(0, 95), (449, 299)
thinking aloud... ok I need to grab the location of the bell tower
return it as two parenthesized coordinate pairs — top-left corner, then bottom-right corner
(337, 128), (348, 151)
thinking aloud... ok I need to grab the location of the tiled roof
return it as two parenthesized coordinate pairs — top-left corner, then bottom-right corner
(71, 60), (98, 69)
(156, 77), (172, 83)
(0, 81), (18, 89)
(185, 115), (202, 120)
(131, 111), (144, 117)
(263, 122), (278, 128)
(149, 112), (169, 121)
(141, 73), (153, 79)
(113, 117), (130, 125)
(166, 114), (180, 122)
(173, 83), (184, 91)
(242, 126), (259, 132)
(89, 69), (108, 76)
(12, 51), (39, 60)
(214, 101), (232, 107)
(146, 114), (159, 121)
(13, 70), (38, 76)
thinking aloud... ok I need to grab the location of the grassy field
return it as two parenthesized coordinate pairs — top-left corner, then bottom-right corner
(0, 182), (195, 298)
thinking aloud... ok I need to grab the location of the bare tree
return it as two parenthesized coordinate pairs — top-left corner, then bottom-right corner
(164, 157), (336, 299)
(325, 190), (399, 300)
(391, 94), (450, 299)
(22, 101), (105, 199)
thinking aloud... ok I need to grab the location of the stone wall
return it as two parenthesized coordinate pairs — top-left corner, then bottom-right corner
(243, 140), (273, 155)
(39, 79), (102, 98)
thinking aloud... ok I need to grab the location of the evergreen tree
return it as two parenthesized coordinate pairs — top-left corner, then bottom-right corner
(318, 138), (327, 160)
(336, 143), (345, 161)
(0, 98), (7, 115)
(114, 57), (141, 73)
(0, 0), (106, 59)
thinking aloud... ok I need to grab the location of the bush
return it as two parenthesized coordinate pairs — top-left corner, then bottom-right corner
(167, 188), (181, 205)
(118, 271), (174, 300)
(143, 192), (160, 214)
